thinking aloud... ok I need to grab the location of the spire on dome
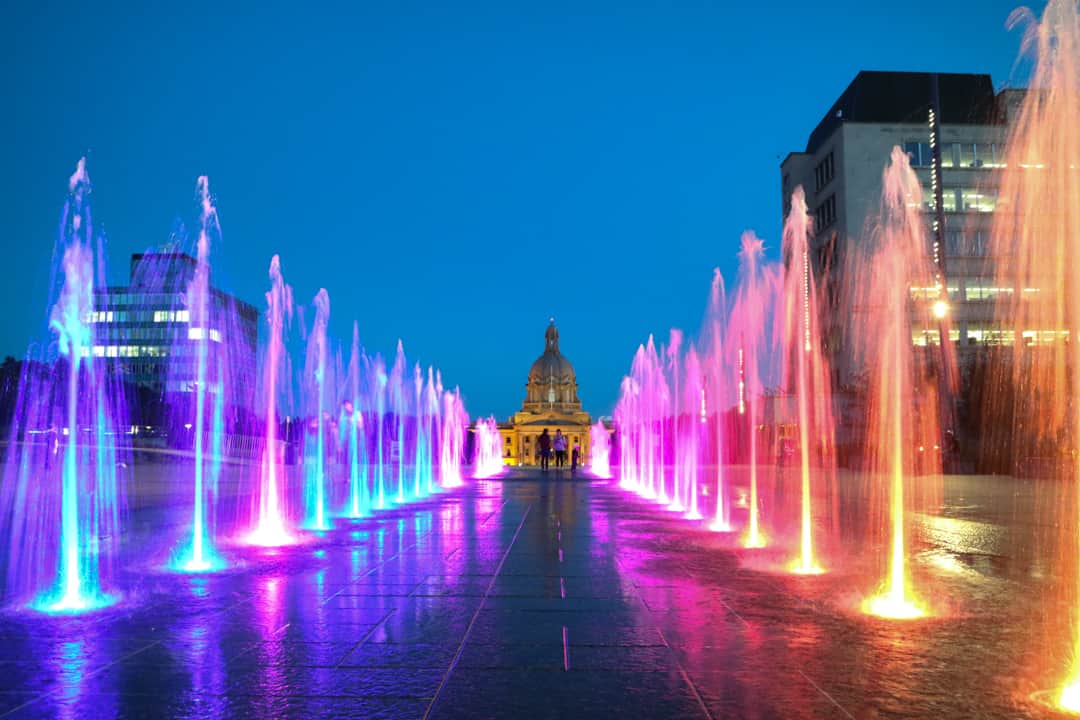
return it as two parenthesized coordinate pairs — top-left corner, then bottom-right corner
(545, 319), (559, 352)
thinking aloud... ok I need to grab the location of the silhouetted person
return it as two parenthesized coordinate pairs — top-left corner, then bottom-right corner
(571, 443), (581, 475)
(538, 428), (552, 471)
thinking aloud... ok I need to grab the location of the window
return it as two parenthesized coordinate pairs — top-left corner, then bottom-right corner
(960, 188), (996, 212)
(911, 329), (941, 346)
(923, 186), (956, 211)
(958, 143), (976, 168)
(965, 284), (1014, 301)
(814, 194), (836, 231)
(940, 143), (956, 168)
(944, 229), (991, 256)
(814, 152), (835, 191)
(944, 229), (963, 256)
(929, 187), (994, 213)
(904, 141), (933, 167)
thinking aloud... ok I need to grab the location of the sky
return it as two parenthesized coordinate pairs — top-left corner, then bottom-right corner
(2, 0), (1032, 419)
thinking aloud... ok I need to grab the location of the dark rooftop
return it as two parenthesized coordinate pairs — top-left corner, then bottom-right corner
(805, 71), (1004, 154)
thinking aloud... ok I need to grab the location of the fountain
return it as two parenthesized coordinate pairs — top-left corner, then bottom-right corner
(343, 322), (370, 519)
(588, 421), (611, 479)
(472, 416), (504, 479)
(0, 158), (126, 612)
(439, 388), (467, 488)
(423, 367), (440, 495)
(372, 354), (388, 509)
(857, 147), (948, 619)
(172, 176), (226, 572)
(985, 0), (1080, 707)
(615, 339), (669, 500)
(389, 341), (408, 504)
(302, 289), (332, 531)
(246, 255), (296, 547)
(703, 268), (733, 532)
(681, 345), (704, 520)
(781, 187), (835, 575)
(727, 232), (780, 549)
(413, 364), (428, 497)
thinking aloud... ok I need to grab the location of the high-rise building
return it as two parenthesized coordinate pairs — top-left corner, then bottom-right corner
(781, 71), (1025, 385)
(90, 250), (258, 421)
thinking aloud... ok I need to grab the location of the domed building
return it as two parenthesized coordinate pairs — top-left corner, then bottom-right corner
(499, 320), (592, 466)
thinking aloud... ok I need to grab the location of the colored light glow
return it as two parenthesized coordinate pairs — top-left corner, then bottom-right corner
(589, 421), (612, 479)
(787, 558), (824, 575)
(472, 416), (505, 479)
(34, 586), (116, 615)
(245, 519), (296, 548)
(932, 299), (948, 319)
(742, 528), (767, 550)
(1060, 682), (1080, 714)
(172, 540), (226, 574)
(862, 590), (926, 620)
(745, 464), (764, 549)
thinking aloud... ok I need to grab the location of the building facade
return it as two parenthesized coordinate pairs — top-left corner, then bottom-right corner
(780, 71), (1025, 386)
(91, 250), (259, 423)
(498, 320), (592, 466)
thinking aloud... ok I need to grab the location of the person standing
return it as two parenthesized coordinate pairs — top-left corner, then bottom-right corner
(554, 430), (567, 468)
(538, 429), (552, 471)
(571, 443), (581, 475)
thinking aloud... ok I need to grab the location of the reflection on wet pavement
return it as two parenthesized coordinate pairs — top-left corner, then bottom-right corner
(0, 468), (1073, 718)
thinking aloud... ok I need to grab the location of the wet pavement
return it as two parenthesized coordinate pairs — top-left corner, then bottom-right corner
(0, 466), (1076, 718)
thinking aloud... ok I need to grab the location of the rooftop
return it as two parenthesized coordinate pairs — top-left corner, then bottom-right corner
(804, 70), (1006, 154)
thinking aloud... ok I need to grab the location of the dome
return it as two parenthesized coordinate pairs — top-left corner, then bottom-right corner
(529, 321), (575, 383)
(529, 352), (575, 383)
(523, 320), (581, 410)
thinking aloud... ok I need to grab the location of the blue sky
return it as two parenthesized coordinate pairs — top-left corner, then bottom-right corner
(3, 0), (1029, 418)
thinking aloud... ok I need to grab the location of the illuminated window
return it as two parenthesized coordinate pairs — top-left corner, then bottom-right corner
(980, 143), (1006, 168)
(958, 143), (976, 168)
(1022, 329), (1070, 345)
(965, 285), (1013, 301)
(960, 188), (996, 212)
(188, 327), (206, 341)
(911, 330), (941, 346)
(106, 345), (118, 358)
(93, 345), (105, 357)
(176, 309), (190, 323)
(924, 188), (957, 212)
(940, 143), (956, 168)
